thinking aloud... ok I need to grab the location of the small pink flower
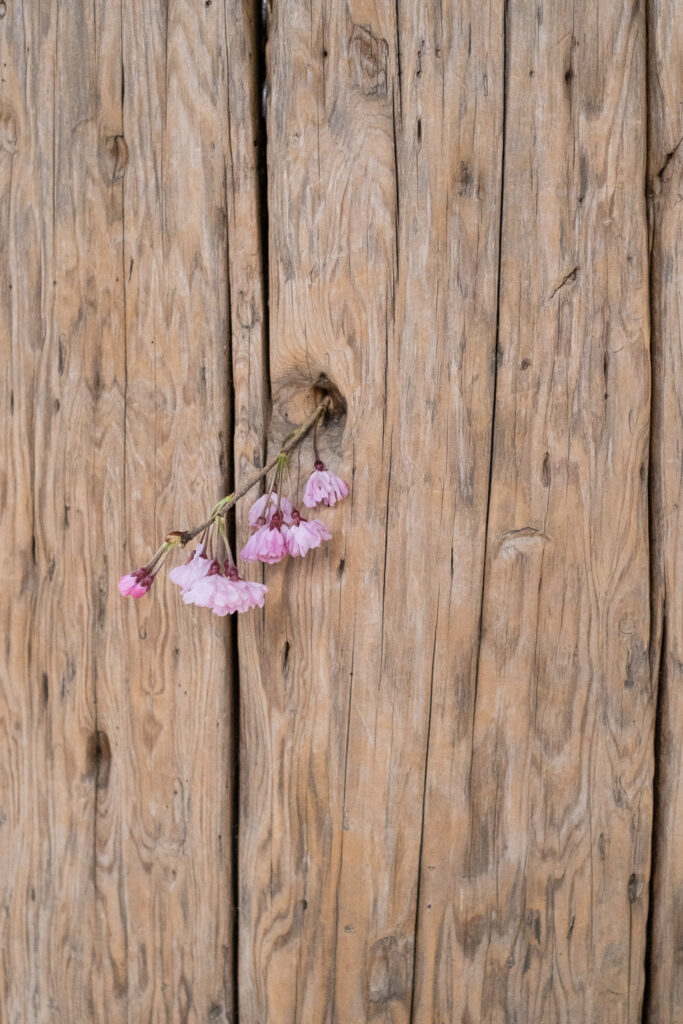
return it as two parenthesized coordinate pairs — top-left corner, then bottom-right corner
(303, 461), (348, 508)
(180, 561), (223, 608)
(211, 567), (267, 616)
(240, 511), (291, 564)
(248, 492), (293, 526)
(168, 544), (211, 594)
(182, 562), (267, 615)
(119, 539), (176, 599)
(118, 569), (155, 598)
(287, 509), (332, 557)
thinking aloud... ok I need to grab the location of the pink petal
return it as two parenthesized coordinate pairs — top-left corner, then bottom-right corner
(168, 545), (211, 594)
(118, 571), (153, 599)
(248, 492), (293, 526)
(240, 524), (290, 564)
(211, 577), (268, 616)
(181, 569), (222, 609)
(303, 469), (349, 508)
(287, 518), (332, 557)
(209, 578), (243, 616)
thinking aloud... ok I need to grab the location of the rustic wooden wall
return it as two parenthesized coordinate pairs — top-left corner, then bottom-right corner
(0, 0), (680, 1022)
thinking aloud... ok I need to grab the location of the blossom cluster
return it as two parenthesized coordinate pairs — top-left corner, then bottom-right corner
(168, 548), (268, 616)
(119, 446), (348, 618)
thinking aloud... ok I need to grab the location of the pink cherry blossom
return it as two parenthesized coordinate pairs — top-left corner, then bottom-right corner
(240, 509), (292, 564)
(287, 510), (332, 557)
(240, 521), (291, 564)
(179, 562), (223, 608)
(168, 544), (211, 594)
(118, 569), (155, 598)
(211, 567), (267, 616)
(182, 562), (267, 615)
(303, 461), (349, 508)
(248, 492), (293, 526)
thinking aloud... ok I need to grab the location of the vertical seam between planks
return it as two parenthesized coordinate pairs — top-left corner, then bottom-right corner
(222, 8), (239, 1018)
(121, 3), (128, 538)
(331, 613), (356, 1022)
(225, 153), (240, 1024)
(255, 0), (272, 437)
(643, 617), (666, 1023)
(466, 0), (508, 873)
(88, 0), (101, 930)
(408, 600), (440, 1024)
(642, 0), (666, 1013)
(230, 4), (273, 1020)
(229, 386), (241, 1024)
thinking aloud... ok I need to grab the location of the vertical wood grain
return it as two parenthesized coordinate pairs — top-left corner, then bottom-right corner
(238, 1), (504, 1020)
(0, 0), (673, 1018)
(426, 0), (653, 1019)
(0, 2), (103, 1017)
(241, 1), (656, 1022)
(103, 0), (236, 1019)
(0, 1), (240, 1020)
(646, 0), (683, 1018)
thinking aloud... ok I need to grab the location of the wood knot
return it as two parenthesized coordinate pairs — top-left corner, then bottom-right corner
(349, 24), (388, 97)
(627, 873), (642, 903)
(0, 103), (18, 154)
(497, 526), (548, 558)
(85, 730), (112, 789)
(365, 935), (410, 1007)
(457, 161), (478, 198)
(102, 134), (129, 182)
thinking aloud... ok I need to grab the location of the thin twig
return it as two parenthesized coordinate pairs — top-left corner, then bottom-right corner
(179, 397), (331, 544)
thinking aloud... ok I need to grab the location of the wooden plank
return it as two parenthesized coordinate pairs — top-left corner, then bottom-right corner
(99, 1), (238, 1019)
(414, 0), (653, 1019)
(646, 0), (683, 1018)
(0, 3), (103, 1017)
(238, 1), (503, 1020)
(0, 1), (240, 1019)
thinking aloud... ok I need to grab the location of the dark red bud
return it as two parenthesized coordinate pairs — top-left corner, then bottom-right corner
(314, 459), (325, 472)
(207, 560), (221, 576)
(291, 509), (302, 526)
(135, 572), (154, 591)
(270, 511), (283, 530)
(226, 564), (240, 581)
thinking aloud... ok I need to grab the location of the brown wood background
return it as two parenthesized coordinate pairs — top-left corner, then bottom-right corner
(0, 0), (680, 1021)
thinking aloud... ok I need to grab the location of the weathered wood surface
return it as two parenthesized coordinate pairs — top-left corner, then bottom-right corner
(647, 0), (683, 1020)
(238, 0), (658, 1022)
(0, 0), (680, 1021)
(238, 1), (505, 1022)
(434, 0), (653, 1019)
(0, 1), (236, 1020)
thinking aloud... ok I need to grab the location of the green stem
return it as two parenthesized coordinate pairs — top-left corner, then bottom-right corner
(180, 397), (331, 544)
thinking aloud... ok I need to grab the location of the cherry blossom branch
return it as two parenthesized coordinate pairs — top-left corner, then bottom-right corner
(119, 393), (349, 609)
(177, 396), (332, 545)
